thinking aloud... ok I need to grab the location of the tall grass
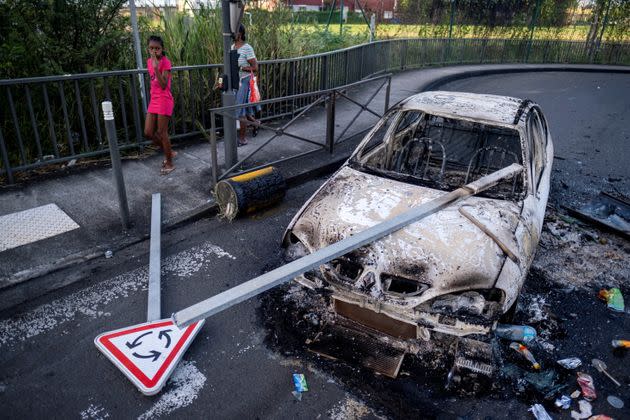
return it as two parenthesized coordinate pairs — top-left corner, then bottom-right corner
(139, 5), (368, 66)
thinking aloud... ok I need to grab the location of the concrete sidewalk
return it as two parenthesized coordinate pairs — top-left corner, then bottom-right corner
(1, 63), (628, 309)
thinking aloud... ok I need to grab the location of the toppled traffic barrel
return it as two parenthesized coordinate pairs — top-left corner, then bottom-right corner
(215, 166), (286, 221)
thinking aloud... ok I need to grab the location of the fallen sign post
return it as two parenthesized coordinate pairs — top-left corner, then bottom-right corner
(95, 193), (204, 395)
(148, 193), (162, 321)
(172, 163), (524, 328)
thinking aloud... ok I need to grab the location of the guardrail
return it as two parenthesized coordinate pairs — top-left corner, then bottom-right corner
(208, 74), (391, 185)
(1, 37), (629, 183)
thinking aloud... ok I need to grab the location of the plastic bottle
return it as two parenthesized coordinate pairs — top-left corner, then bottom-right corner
(612, 339), (630, 349)
(495, 324), (537, 343)
(509, 342), (541, 369)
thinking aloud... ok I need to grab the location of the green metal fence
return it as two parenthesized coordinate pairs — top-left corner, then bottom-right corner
(1, 37), (628, 183)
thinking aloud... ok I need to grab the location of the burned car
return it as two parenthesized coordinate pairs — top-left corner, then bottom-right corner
(282, 91), (553, 378)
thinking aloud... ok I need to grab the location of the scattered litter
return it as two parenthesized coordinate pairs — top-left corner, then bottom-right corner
(291, 390), (302, 401)
(591, 359), (621, 387)
(570, 400), (592, 420)
(606, 395), (624, 409)
(611, 339), (630, 349)
(566, 192), (630, 239)
(570, 390), (581, 399)
(555, 395), (572, 409)
(292, 373), (308, 392)
(529, 404), (553, 420)
(105, 250), (113, 259)
(576, 372), (596, 401)
(523, 369), (567, 399)
(495, 324), (537, 343)
(510, 342), (540, 370)
(557, 358), (582, 370)
(598, 288), (625, 312)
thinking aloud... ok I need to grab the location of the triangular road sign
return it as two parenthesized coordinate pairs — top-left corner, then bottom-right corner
(95, 319), (204, 395)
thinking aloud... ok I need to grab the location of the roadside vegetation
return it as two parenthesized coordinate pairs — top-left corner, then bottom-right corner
(1, 0), (628, 78)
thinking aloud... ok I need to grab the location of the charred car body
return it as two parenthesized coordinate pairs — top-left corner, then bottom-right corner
(282, 91), (553, 377)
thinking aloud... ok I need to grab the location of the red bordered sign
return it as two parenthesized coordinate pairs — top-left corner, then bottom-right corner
(95, 319), (204, 395)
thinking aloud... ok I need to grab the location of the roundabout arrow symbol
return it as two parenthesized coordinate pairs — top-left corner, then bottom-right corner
(126, 331), (152, 349)
(132, 350), (161, 362)
(158, 329), (172, 348)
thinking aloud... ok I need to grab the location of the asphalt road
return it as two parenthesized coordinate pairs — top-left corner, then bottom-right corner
(0, 71), (628, 419)
(439, 71), (630, 208)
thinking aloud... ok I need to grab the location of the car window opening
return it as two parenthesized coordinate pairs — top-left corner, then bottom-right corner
(354, 111), (525, 200)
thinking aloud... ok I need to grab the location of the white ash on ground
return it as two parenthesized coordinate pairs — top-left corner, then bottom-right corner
(532, 209), (629, 290)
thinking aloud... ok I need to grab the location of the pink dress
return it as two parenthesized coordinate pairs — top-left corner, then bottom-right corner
(147, 56), (174, 116)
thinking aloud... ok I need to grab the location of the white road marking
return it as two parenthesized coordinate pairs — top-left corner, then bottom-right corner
(0, 203), (79, 252)
(0, 243), (235, 347)
(80, 403), (110, 420)
(137, 360), (206, 420)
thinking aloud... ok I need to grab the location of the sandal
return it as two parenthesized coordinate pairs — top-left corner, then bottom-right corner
(238, 140), (248, 147)
(160, 166), (175, 175)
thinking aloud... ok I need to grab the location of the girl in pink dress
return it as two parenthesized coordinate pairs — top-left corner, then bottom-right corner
(144, 35), (176, 175)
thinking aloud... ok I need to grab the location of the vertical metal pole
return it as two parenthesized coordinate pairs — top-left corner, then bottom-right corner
(595, 0), (613, 62)
(129, 0), (148, 114)
(354, 0), (372, 36)
(325, 93), (336, 153)
(446, 0), (456, 63)
(448, 0), (456, 40)
(525, 0), (542, 63)
(384, 76), (391, 113)
(339, 0), (344, 35)
(147, 193), (161, 322)
(320, 55), (329, 91)
(401, 39), (408, 70)
(210, 112), (219, 186)
(369, 14), (376, 42)
(0, 125), (14, 184)
(325, 0), (337, 31)
(222, 0), (238, 168)
(101, 101), (131, 230)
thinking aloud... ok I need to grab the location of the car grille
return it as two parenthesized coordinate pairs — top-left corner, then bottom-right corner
(333, 299), (417, 339)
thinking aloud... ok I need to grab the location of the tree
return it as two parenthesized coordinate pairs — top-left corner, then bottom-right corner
(0, 0), (132, 79)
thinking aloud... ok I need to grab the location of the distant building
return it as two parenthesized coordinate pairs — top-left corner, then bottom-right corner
(287, 0), (323, 12)
(120, 0), (219, 16)
(286, 0), (397, 21)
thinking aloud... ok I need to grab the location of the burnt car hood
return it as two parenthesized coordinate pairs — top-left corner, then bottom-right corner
(289, 166), (522, 302)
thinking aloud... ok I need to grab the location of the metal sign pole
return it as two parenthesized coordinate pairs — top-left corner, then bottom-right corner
(222, 0), (238, 168)
(147, 193), (161, 322)
(172, 164), (523, 327)
(101, 101), (131, 230)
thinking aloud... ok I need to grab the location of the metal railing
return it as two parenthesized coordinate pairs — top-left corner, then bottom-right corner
(208, 74), (391, 185)
(1, 37), (629, 183)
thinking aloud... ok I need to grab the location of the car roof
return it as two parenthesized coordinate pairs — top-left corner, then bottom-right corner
(400, 91), (529, 126)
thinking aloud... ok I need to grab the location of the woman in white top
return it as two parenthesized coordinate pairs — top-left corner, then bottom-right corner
(233, 24), (259, 146)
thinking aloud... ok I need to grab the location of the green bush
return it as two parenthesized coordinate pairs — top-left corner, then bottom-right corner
(0, 0), (133, 79)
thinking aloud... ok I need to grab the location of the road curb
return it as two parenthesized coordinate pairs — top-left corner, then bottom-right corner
(416, 64), (630, 93)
